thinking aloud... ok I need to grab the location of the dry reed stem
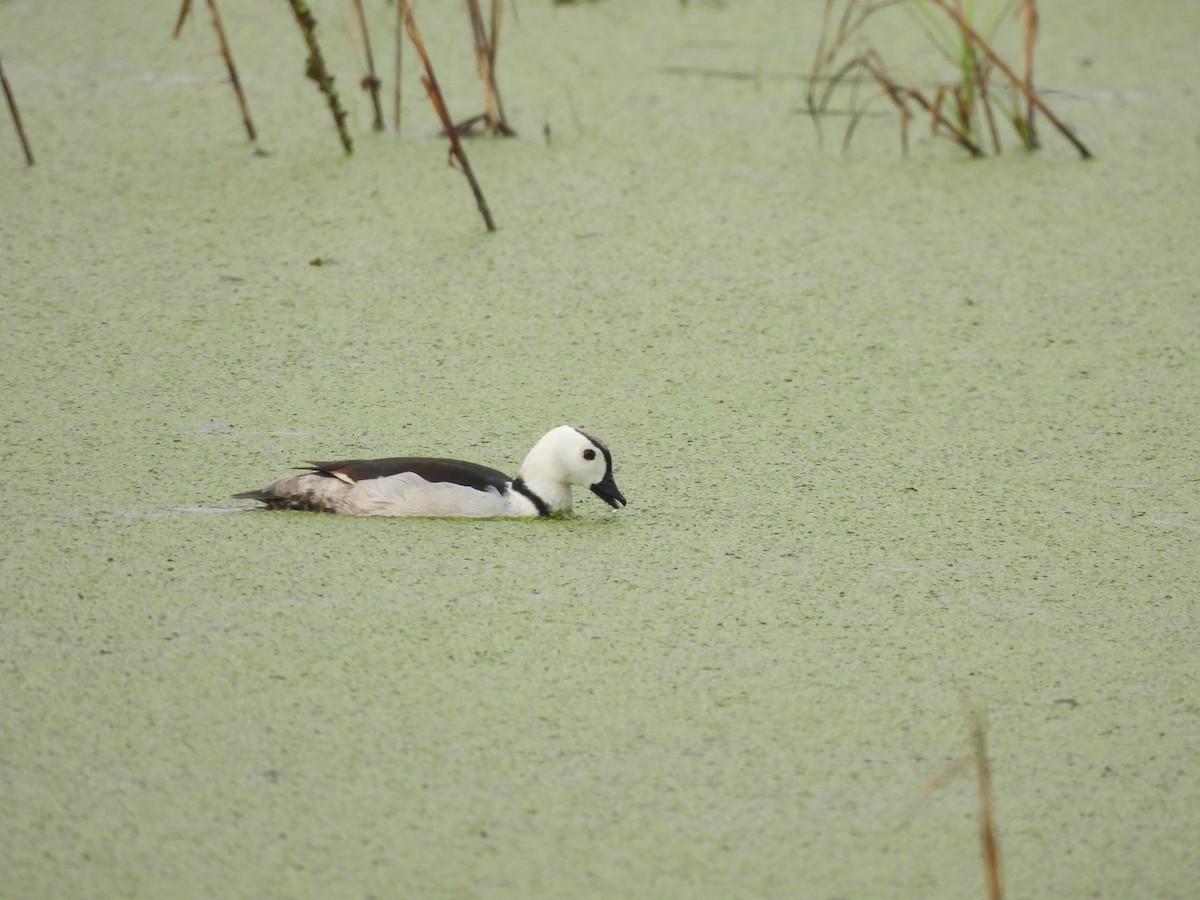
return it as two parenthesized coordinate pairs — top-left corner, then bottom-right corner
(858, 50), (983, 156)
(351, 0), (385, 132)
(464, 0), (515, 136)
(964, 700), (1004, 900)
(922, 0), (1089, 157)
(906, 80), (982, 155)
(205, 0), (257, 143)
(174, 0), (258, 143)
(809, 0), (907, 103)
(976, 54), (1004, 155)
(393, 4), (403, 133)
(173, 0), (193, 38)
(846, 56), (910, 154)
(862, 86), (910, 155)
(489, 0), (514, 132)
(489, 0), (503, 72)
(489, 0), (511, 130)
(811, 0), (1085, 158)
(399, 0), (496, 232)
(465, 0), (497, 131)
(904, 696), (1005, 900)
(286, 0), (353, 155)
(1021, 0), (1039, 147)
(807, 0), (910, 144)
(806, 0), (837, 144)
(0, 54), (35, 165)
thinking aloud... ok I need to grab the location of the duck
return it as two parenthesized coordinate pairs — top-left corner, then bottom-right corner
(233, 425), (626, 518)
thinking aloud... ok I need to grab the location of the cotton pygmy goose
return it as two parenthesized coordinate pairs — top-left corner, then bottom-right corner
(233, 425), (626, 518)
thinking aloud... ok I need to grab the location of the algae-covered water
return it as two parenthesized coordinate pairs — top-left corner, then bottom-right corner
(2, 1), (1198, 897)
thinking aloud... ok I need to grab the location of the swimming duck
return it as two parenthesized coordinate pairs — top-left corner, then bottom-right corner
(233, 425), (626, 517)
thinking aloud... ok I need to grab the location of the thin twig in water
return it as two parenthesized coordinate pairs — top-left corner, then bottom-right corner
(173, 0), (193, 38)
(351, 0), (385, 132)
(465, 0), (496, 131)
(488, 0), (513, 132)
(393, 3), (403, 133)
(968, 701), (1004, 900)
(0, 54), (35, 165)
(286, 0), (353, 155)
(206, 0), (256, 143)
(904, 695), (1005, 900)
(975, 46), (1003, 155)
(174, 0), (258, 143)
(1020, 0), (1040, 148)
(399, 0), (497, 231)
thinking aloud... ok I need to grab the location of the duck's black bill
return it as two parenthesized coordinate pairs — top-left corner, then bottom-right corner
(590, 474), (627, 509)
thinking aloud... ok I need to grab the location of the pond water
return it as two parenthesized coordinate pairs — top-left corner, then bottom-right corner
(2, 1), (1197, 897)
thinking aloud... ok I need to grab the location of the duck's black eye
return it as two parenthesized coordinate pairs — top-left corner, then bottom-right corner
(583, 448), (596, 461)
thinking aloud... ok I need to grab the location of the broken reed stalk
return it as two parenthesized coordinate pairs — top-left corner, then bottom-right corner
(485, 0), (512, 132)
(0, 54), (35, 166)
(464, 0), (515, 136)
(892, 56), (984, 156)
(351, 0), (385, 132)
(286, 0), (353, 155)
(173, 0), (258, 143)
(399, 0), (497, 232)
(465, 0), (496, 131)
(920, 0), (1089, 158)
(487, 0), (514, 134)
(838, 49), (982, 156)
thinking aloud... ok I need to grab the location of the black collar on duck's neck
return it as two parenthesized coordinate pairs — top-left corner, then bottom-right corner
(511, 477), (551, 517)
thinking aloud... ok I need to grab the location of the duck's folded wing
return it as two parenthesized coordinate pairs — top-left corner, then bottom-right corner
(305, 457), (513, 491)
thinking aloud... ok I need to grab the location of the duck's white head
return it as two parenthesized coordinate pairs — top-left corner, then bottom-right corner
(516, 425), (626, 514)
